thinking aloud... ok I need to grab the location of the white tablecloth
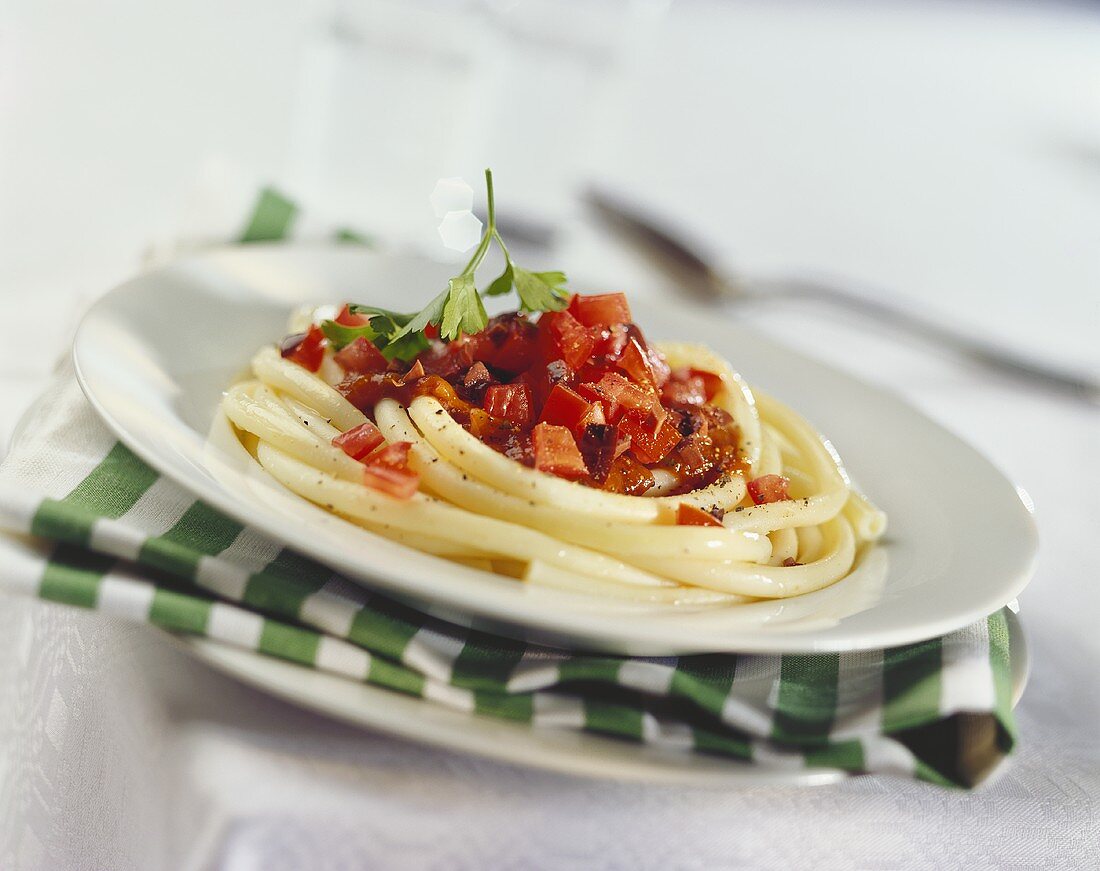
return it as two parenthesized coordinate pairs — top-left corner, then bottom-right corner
(2, 1), (1098, 868)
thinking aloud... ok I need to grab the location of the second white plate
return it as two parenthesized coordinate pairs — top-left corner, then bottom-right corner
(72, 246), (1038, 654)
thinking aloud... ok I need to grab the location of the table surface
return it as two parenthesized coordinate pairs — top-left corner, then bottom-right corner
(2, 1), (1099, 868)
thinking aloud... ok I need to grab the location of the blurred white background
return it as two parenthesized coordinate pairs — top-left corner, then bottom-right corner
(1, 1), (1099, 868)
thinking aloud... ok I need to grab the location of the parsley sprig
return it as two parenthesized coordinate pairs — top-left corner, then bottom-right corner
(320, 169), (569, 361)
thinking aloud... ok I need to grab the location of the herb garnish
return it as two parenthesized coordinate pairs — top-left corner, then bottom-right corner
(320, 169), (569, 361)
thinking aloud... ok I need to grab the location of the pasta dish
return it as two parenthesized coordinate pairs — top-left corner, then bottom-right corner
(224, 296), (885, 606)
(223, 172), (885, 606)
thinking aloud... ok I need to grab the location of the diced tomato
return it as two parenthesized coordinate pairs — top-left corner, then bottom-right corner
(338, 372), (388, 411)
(578, 423), (618, 483)
(539, 384), (596, 432)
(421, 339), (476, 379)
(522, 357), (572, 407)
(616, 338), (655, 387)
(662, 367), (721, 405)
(359, 440), (419, 499)
(593, 324), (630, 359)
(337, 362), (430, 413)
(334, 336), (388, 375)
(424, 324), (439, 340)
(647, 347), (672, 388)
(367, 441), (412, 470)
(676, 503), (725, 527)
(619, 410), (683, 465)
(579, 372), (661, 425)
(332, 422), (385, 460)
(690, 368), (723, 401)
(482, 313), (539, 373)
(540, 310), (598, 370)
(674, 438), (711, 479)
(484, 383), (532, 427)
(532, 423), (588, 480)
(335, 304), (369, 327)
(493, 332), (538, 373)
(614, 431), (632, 458)
(579, 400), (606, 429)
(362, 465), (419, 499)
(568, 292), (632, 329)
(662, 373), (708, 406)
(280, 325), (326, 372)
(747, 474), (790, 504)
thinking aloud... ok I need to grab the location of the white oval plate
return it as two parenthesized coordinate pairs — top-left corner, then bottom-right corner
(73, 246), (1037, 654)
(171, 607), (1028, 787)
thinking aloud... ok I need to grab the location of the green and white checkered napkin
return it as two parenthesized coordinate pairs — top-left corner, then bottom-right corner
(0, 192), (1019, 789)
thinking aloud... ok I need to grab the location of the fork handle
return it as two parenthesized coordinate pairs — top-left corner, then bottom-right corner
(736, 276), (1100, 404)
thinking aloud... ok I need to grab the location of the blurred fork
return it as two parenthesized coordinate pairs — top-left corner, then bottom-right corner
(585, 186), (1100, 406)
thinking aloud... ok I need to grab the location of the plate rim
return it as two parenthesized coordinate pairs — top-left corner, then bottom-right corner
(71, 244), (1040, 655)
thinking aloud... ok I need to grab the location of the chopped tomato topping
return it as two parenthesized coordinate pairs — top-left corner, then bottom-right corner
(334, 337), (388, 375)
(357, 440), (419, 499)
(323, 295), (744, 497)
(335, 304), (369, 326)
(484, 383), (532, 427)
(662, 374), (707, 407)
(618, 410), (682, 464)
(541, 310), (598, 370)
(532, 422), (588, 479)
(421, 339), (475, 379)
(616, 338), (656, 387)
(578, 372), (660, 423)
(646, 347), (672, 388)
(676, 503), (724, 527)
(568, 292), (632, 328)
(747, 474), (790, 504)
(367, 441), (412, 470)
(281, 325), (326, 372)
(525, 358), (575, 409)
(689, 368), (722, 401)
(593, 323), (629, 359)
(539, 384), (597, 433)
(662, 368), (723, 406)
(362, 465), (419, 499)
(332, 422), (385, 460)
(494, 341), (537, 376)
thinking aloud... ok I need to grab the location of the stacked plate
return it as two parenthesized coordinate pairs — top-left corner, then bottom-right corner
(71, 246), (1037, 785)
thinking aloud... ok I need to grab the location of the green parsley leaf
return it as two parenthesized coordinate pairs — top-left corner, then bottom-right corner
(348, 304), (415, 340)
(439, 274), (488, 341)
(380, 330), (430, 362)
(512, 266), (570, 313)
(345, 304), (431, 361)
(319, 320), (379, 350)
(483, 261), (514, 297)
(388, 286), (450, 342)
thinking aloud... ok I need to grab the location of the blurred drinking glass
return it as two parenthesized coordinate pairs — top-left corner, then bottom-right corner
(287, 0), (668, 253)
